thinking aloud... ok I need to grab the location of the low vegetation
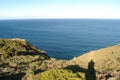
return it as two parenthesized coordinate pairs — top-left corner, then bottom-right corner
(0, 38), (49, 59)
(0, 38), (120, 80)
(35, 69), (85, 80)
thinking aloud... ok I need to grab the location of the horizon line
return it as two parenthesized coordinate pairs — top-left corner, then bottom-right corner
(0, 18), (120, 20)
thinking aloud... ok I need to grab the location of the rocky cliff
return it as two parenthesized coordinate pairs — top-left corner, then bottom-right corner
(0, 38), (50, 59)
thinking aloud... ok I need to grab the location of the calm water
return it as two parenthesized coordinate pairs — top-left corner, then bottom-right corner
(0, 19), (120, 59)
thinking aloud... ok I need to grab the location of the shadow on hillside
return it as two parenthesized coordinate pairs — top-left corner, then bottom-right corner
(64, 65), (86, 73)
(0, 73), (25, 80)
(86, 60), (96, 80)
(0, 69), (45, 80)
(64, 60), (96, 80)
(0, 63), (9, 67)
(17, 51), (50, 59)
(17, 51), (44, 56)
(0, 60), (96, 80)
(34, 69), (45, 75)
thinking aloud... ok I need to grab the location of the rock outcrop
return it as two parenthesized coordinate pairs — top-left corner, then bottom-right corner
(0, 38), (50, 59)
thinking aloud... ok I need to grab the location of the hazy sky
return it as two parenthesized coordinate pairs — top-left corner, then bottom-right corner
(0, 0), (120, 19)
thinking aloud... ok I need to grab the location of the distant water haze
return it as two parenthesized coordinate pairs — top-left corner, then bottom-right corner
(0, 19), (120, 59)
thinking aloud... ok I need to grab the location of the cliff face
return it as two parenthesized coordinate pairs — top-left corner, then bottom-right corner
(0, 38), (49, 59)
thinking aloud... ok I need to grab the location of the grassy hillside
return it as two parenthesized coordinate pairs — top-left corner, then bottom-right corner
(0, 38), (49, 59)
(70, 44), (120, 71)
(0, 38), (120, 80)
(69, 44), (120, 80)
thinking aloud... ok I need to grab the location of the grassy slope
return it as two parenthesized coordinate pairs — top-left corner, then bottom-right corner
(0, 38), (49, 59)
(70, 44), (120, 71)
(34, 44), (120, 80)
(0, 38), (120, 80)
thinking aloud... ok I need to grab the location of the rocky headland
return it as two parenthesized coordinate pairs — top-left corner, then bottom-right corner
(0, 38), (120, 80)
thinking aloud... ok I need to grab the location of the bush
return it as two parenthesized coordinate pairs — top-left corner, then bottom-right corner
(0, 46), (15, 57)
(35, 69), (85, 80)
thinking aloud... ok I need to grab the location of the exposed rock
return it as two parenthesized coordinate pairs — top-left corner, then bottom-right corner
(0, 38), (50, 59)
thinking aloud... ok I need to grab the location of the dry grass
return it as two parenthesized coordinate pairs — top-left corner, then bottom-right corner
(70, 44), (120, 71)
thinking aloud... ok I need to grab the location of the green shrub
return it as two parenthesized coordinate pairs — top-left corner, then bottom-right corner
(35, 69), (85, 80)
(0, 46), (15, 57)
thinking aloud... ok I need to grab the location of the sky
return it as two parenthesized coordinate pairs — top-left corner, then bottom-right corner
(0, 0), (120, 19)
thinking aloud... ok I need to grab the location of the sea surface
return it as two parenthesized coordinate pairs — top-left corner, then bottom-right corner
(0, 19), (120, 59)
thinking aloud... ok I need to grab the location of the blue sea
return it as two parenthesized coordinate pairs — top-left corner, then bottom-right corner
(0, 19), (120, 59)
